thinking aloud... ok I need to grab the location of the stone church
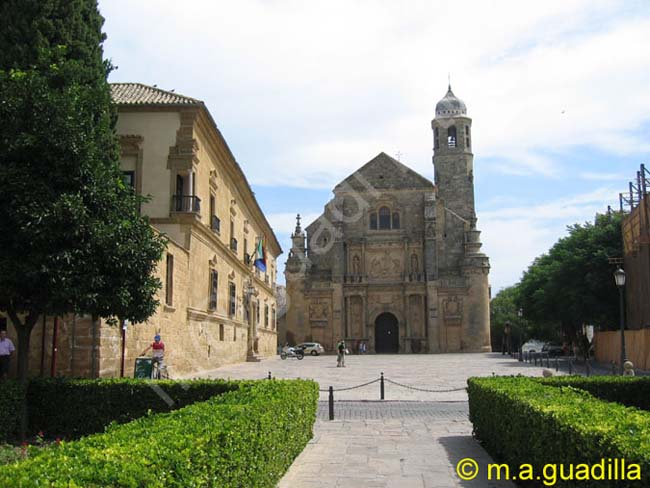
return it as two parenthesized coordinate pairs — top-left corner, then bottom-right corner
(283, 86), (490, 353)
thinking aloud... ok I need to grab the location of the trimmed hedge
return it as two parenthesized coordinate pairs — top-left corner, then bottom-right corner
(541, 375), (650, 411)
(0, 381), (26, 442)
(468, 377), (650, 487)
(26, 377), (238, 439)
(0, 379), (318, 487)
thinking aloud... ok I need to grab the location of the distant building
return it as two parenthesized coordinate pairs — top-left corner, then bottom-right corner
(284, 86), (491, 353)
(1, 83), (281, 377)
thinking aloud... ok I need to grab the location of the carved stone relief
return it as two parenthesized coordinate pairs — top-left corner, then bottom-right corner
(350, 296), (363, 337)
(368, 249), (402, 277)
(309, 300), (330, 322)
(443, 295), (462, 326)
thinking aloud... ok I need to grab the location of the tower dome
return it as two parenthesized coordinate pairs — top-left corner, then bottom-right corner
(435, 85), (467, 117)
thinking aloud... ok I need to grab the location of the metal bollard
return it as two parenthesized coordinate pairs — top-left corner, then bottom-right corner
(555, 358), (559, 372)
(329, 386), (334, 421)
(267, 371), (272, 380)
(380, 372), (385, 400)
(569, 358), (573, 375)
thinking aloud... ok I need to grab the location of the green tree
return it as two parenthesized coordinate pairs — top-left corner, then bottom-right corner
(490, 285), (560, 351)
(517, 212), (623, 342)
(0, 0), (166, 381)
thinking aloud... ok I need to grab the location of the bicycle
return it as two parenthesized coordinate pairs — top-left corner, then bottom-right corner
(151, 357), (169, 379)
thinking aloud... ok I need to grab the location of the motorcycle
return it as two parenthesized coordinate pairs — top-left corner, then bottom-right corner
(280, 346), (304, 360)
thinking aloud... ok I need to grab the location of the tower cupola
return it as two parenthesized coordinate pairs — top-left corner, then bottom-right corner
(435, 85), (467, 117)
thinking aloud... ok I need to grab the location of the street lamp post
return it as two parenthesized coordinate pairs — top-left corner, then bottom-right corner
(517, 308), (523, 362)
(614, 268), (626, 375)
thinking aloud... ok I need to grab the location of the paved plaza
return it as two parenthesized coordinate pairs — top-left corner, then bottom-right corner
(195, 353), (553, 487)
(196, 352), (554, 401)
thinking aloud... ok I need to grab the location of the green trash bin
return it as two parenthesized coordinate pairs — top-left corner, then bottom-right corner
(134, 356), (153, 379)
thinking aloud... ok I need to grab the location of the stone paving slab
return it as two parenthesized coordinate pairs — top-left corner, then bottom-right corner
(278, 401), (515, 488)
(191, 354), (545, 487)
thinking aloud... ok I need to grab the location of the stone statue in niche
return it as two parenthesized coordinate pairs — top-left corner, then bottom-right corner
(410, 253), (419, 273)
(352, 254), (361, 274)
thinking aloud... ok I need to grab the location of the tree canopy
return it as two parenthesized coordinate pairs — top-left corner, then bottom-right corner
(0, 0), (166, 379)
(505, 212), (624, 342)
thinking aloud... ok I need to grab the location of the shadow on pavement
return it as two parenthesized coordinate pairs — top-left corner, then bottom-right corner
(439, 435), (517, 487)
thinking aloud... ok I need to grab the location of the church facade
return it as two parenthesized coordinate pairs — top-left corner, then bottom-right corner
(284, 86), (491, 353)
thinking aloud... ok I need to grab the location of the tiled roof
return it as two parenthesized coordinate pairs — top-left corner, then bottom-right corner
(111, 83), (202, 106)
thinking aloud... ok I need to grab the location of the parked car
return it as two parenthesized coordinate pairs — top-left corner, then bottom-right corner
(521, 340), (545, 354)
(295, 342), (325, 356)
(542, 343), (565, 357)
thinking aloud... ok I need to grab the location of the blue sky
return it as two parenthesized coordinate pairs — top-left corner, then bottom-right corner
(98, 0), (650, 292)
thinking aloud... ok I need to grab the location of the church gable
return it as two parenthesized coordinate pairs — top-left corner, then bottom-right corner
(334, 152), (434, 192)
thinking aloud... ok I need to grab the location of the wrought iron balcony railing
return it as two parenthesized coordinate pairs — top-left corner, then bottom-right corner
(171, 195), (201, 213)
(211, 215), (221, 233)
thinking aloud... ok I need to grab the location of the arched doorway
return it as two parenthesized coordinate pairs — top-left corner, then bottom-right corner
(375, 313), (399, 353)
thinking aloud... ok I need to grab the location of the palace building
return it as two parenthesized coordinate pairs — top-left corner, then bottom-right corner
(283, 86), (490, 353)
(0, 83), (281, 378)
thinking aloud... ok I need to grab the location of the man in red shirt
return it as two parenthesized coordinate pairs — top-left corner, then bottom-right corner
(141, 334), (165, 370)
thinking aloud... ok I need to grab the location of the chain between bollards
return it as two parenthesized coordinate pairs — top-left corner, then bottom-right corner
(380, 372), (385, 400)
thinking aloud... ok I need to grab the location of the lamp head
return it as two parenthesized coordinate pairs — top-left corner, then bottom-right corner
(614, 268), (626, 287)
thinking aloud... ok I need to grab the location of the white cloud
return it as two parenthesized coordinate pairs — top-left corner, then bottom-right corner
(480, 187), (619, 292)
(100, 0), (650, 187)
(580, 171), (628, 181)
(266, 212), (321, 236)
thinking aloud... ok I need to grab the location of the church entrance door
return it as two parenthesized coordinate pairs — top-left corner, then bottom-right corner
(375, 313), (399, 353)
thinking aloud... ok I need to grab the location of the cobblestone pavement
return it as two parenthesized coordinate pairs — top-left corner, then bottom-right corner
(317, 401), (469, 421)
(195, 352), (558, 401)
(278, 401), (515, 488)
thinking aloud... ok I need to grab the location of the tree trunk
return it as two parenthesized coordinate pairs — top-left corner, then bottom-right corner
(6, 308), (38, 440)
(7, 308), (39, 383)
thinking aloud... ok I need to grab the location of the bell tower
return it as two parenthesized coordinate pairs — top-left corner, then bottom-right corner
(429, 84), (491, 352)
(431, 84), (475, 225)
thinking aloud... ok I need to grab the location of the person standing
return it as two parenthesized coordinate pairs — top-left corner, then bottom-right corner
(501, 322), (511, 355)
(336, 339), (346, 367)
(0, 329), (16, 380)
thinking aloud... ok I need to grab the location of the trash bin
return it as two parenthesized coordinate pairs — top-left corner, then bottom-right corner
(134, 356), (153, 379)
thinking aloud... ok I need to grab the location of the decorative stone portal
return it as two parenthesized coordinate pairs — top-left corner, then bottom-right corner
(375, 312), (399, 353)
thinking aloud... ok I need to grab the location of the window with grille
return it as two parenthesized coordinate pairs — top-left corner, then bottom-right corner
(229, 282), (236, 317)
(209, 270), (218, 310)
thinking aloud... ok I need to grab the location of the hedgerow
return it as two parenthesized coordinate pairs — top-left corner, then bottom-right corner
(468, 376), (650, 487)
(0, 381), (26, 442)
(0, 379), (318, 487)
(540, 375), (650, 411)
(26, 377), (238, 439)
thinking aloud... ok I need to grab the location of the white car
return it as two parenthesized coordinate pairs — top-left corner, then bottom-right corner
(521, 340), (546, 353)
(296, 342), (325, 356)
